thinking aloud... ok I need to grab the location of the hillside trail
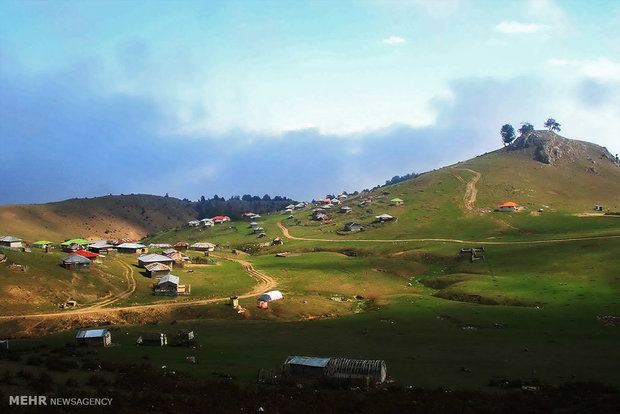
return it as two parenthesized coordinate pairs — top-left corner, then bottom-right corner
(453, 168), (482, 211)
(276, 221), (620, 245)
(0, 254), (275, 321)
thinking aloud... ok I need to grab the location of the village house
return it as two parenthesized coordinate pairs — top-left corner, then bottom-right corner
(75, 328), (111, 347)
(32, 240), (53, 249)
(62, 254), (91, 270)
(88, 240), (114, 254)
(272, 237), (284, 246)
(284, 208), (293, 214)
(340, 206), (352, 214)
(187, 220), (201, 227)
(61, 238), (89, 252)
(145, 262), (172, 278)
(174, 242), (189, 251)
(375, 214), (394, 222)
(0, 236), (23, 248)
(136, 332), (168, 346)
(190, 242), (215, 252)
(249, 221), (259, 228)
(285, 204), (296, 210)
(331, 198), (341, 205)
(154, 274), (181, 296)
(148, 243), (172, 249)
(497, 202), (518, 212)
(211, 215), (231, 224)
(116, 242), (148, 254)
(390, 198), (404, 206)
(138, 253), (175, 268)
(344, 222), (363, 232)
(163, 249), (189, 263)
(71, 250), (101, 263)
(200, 218), (214, 227)
(253, 226), (265, 234)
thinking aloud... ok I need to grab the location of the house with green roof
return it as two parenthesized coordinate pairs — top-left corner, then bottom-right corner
(33, 240), (53, 249)
(61, 239), (90, 252)
(390, 198), (404, 206)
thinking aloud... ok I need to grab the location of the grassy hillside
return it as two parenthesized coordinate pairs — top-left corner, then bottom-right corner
(0, 194), (198, 242)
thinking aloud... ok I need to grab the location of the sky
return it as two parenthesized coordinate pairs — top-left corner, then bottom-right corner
(1, 0), (619, 204)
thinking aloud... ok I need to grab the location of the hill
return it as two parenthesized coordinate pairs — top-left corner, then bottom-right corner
(0, 194), (199, 242)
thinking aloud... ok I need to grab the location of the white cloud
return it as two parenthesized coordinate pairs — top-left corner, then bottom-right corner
(581, 58), (620, 83)
(547, 58), (570, 66)
(495, 21), (547, 34)
(381, 36), (406, 44)
(526, 0), (568, 31)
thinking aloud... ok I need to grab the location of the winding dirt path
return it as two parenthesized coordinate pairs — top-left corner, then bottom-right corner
(459, 168), (482, 210)
(0, 254), (276, 320)
(276, 221), (620, 245)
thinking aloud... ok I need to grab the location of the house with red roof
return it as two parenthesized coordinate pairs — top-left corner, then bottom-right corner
(71, 250), (100, 262)
(498, 202), (519, 212)
(211, 216), (230, 224)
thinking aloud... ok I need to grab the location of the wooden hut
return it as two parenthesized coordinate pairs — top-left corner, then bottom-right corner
(75, 328), (111, 347)
(344, 222), (363, 232)
(174, 242), (189, 252)
(154, 275), (180, 296)
(390, 198), (404, 206)
(145, 262), (172, 278)
(33, 240), (53, 249)
(137, 254), (175, 269)
(190, 242), (215, 252)
(117, 243), (148, 254)
(0, 236), (23, 248)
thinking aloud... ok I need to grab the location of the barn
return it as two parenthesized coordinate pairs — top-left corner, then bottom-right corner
(75, 328), (111, 347)
(145, 262), (172, 278)
(284, 356), (387, 384)
(0, 236), (23, 248)
(62, 254), (91, 270)
(137, 254), (175, 268)
(258, 290), (283, 302)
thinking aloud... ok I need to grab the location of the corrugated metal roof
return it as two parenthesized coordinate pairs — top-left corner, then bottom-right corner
(285, 356), (331, 368)
(62, 255), (91, 264)
(0, 236), (23, 242)
(61, 239), (89, 246)
(76, 328), (108, 338)
(33, 240), (53, 245)
(145, 262), (171, 271)
(117, 243), (146, 249)
(138, 254), (174, 263)
(159, 275), (179, 285)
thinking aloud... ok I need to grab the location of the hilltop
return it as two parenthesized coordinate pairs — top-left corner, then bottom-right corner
(0, 194), (199, 242)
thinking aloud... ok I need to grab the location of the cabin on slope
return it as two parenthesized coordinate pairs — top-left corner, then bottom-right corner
(145, 262), (172, 278)
(497, 202), (519, 212)
(138, 254), (175, 269)
(117, 243), (148, 254)
(32, 240), (53, 249)
(390, 198), (404, 206)
(62, 254), (91, 270)
(0, 236), (23, 248)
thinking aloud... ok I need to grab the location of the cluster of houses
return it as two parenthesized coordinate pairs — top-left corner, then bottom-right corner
(187, 216), (231, 227)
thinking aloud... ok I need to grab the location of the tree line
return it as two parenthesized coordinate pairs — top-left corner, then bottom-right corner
(501, 118), (561, 146)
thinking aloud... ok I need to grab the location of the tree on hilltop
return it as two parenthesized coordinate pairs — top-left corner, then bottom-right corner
(500, 124), (516, 146)
(544, 118), (561, 132)
(518, 122), (534, 136)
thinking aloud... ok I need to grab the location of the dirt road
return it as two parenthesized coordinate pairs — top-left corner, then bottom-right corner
(0, 255), (275, 320)
(277, 221), (620, 245)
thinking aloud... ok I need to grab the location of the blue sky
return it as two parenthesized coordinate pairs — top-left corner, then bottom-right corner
(1, 0), (619, 204)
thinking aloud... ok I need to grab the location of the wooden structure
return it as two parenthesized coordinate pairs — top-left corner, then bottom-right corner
(390, 198), (404, 206)
(174, 242), (189, 252)
(117, 243), (147, 254)
(497, 202), (518, 212)
(272, 237), (284, 246)
(340, 206), (352, 214)
(75, 328), (111, 347)
(284, 356), (387, 385)
(344, 222), (363, 232)
(190, 242), (215, 252)
(230, 296), (239, 307)
(145, 262), (172, 278)
(375, 214), (394, 222)
(33, 240), (53, 249)
(136, 332), (167, 346)
(138, 254), (175, 268)
(460, 247), (485, 262)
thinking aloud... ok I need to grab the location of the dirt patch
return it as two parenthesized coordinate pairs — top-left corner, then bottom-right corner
(5, 287), (45, 304)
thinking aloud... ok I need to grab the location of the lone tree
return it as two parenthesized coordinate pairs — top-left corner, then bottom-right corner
(518, 122), (534, 136)
(500, 124), (516, 146)
(544, 118), (561, 132)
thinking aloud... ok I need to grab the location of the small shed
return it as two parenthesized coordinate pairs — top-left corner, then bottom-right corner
(178, 329), (194, 341)
(272, 237), (284, 246)
(253, 227), (265, 234)
(284, 356), (387, 384)
(375, 214), (394, 222)
(188, 220), (201, 227)
(62, 254), (91, 270)
(249, 222), (259, 228)
(497, 202), (518, 212)
(148, 243), (172, 249)
(145, 262), (172, 278)
(138, 254), (175, 269)
(284, 356), (331, 380)
(390, 198), (404, 206)
(136, 332), (167, 346)
(75, 328), (111, 347)
(258, 290), (283, 302)
(0, 236), (23, 248)
(117, 243), (147, 254)
(344, 222), (363, 232)
(340, 206), (352, 214)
